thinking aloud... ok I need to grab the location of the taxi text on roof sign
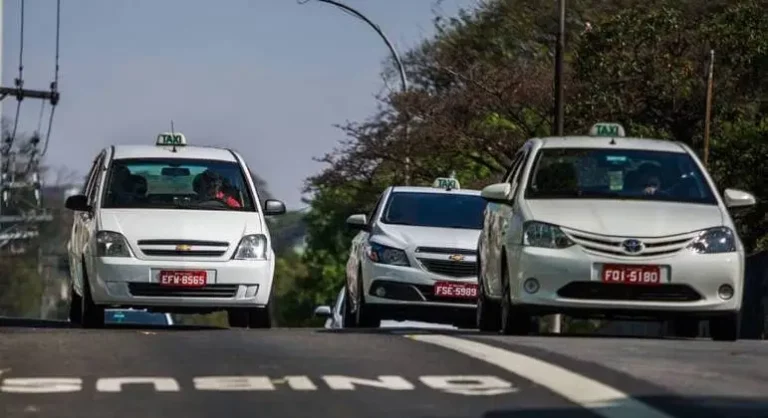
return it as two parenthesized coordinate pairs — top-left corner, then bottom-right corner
(589, 122), (625, 138)
(156, 132), (187, 146)
(433, 177), (460, 190)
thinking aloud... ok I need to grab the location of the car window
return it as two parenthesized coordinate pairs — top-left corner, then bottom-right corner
(380, 192), (488, 229)
(101, 158), (255, 211)
(524, 148), (717, 204)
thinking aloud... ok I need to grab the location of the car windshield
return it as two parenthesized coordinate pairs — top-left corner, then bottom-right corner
(525, 148), (717, 204)
(381, 191), (487, 229)
(101, 158), (255, 211)
(105, 310), (170, 325)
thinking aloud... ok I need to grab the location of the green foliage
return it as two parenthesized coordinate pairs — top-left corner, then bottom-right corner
(0, 257), (44, 317)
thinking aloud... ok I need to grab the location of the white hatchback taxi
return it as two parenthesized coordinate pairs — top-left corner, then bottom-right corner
(65, 132), (286, 328)
(477, 123), (756, 341)
(343, 178), (487, 328)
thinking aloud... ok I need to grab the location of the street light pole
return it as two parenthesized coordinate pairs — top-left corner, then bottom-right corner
(299, 0), (411, 184)
(553, 0), (565, 137)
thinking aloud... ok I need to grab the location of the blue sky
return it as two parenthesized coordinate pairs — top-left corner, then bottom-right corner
(0, 0), (478, 209)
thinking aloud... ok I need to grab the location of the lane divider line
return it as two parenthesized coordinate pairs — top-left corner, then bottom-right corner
(406, 334), (675, 418)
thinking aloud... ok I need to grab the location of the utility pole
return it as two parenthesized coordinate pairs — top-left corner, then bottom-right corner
(298, 0), (411, 184)
(0, 0), (60, 255)
(550, 0), (566, 335)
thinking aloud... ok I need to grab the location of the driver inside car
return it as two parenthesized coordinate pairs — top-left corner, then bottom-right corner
(193, 169), (242, 208)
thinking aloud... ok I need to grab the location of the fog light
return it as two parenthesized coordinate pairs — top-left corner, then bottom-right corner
(523, 278), (540, 294)
(375, 286), (387, 297)
(718, 284), (734, 300)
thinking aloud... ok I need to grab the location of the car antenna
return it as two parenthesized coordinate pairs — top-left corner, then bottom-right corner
(170, 120), (178, 153)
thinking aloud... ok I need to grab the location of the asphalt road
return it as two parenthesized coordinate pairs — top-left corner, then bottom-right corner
(1, 319), (767, 418)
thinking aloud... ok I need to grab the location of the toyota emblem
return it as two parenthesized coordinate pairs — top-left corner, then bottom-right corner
(621, 239), (644, 254)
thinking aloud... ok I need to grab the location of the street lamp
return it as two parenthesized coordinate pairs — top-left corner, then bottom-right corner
(298, 0), (412, 184)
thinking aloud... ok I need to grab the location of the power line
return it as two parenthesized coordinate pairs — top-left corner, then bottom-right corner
(40, 0), (61, 157)
(8, 0), (25, 151)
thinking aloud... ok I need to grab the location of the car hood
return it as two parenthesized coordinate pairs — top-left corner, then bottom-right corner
(525, 200), (724, 237)
(375, 224), (480, 252)
(98, 209), (263, 246)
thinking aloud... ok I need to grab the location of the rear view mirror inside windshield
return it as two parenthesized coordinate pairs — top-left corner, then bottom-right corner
(161, 167), (190, 177)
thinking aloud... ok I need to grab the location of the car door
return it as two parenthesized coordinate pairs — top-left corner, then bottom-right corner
(346, 190), (386, 304)
(78, 150), (108, 289)
(502, 144), (536, 295)
(483, 149), (527, 297)
(69, 151), (104, 294)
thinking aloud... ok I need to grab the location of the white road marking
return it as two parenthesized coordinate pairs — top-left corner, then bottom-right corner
(322, 376), (415, 390)
(96, 377), (180, 392)
(1, 378), (82, 393)
(193, 376), (317, 391)
(419, 375), (517, 395)
(407, 335), (674, 418)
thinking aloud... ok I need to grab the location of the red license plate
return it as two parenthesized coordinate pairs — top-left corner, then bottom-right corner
(158, 270), (207, 287)
(602, 264), (661, 285)
(434, 282), (478, 299)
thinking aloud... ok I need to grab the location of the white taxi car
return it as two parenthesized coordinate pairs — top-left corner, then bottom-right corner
(65, 132), (286, 329)
(342, 177), (487, 328)
(477, 122), (756, 341)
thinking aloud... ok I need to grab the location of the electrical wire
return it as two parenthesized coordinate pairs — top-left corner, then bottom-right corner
(8, 0), (26, 151)
(40, 0), (61, 158)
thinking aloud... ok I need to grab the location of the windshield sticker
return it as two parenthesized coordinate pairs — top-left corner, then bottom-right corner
(608, 171), (623, 191)
(606, 155), (627, 163)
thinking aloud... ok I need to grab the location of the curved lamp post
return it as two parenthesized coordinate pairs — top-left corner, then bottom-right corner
(298, 0), (411, 184)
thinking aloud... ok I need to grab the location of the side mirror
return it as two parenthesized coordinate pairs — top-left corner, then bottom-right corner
(481, 183), (512, 203)
(65, 194), (91, 212)
(313, 305), (332, 318)
(263, 199), (286, 216)
(723, 188), (756, 208)
(346, 214), (369, 231)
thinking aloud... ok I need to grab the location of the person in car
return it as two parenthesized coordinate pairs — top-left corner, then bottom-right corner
(193, 169), (241, 208)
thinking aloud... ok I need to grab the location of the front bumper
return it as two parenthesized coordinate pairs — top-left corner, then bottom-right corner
(87, 256), (274, 309)
(509, 245), (743, 319)
(361, 262), (477, 309)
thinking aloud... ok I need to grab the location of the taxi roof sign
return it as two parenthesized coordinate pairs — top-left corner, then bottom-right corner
(589, 122), (625, 138)
(156, 132), (186, 146)
(433, 177), (460, 190)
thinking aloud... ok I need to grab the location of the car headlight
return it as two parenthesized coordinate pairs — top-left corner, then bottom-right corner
(96, 231), (132, 257)
(523, 221), (575, 249)
(366, 242), (409, 266)
(233, 234), (269, 260)
(687, 227), (736, 254)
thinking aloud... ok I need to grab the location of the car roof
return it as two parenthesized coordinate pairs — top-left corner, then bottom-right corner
(111, 144), (239, 162)
(390, 186), (481, 196)
(535, 136), (688, 153)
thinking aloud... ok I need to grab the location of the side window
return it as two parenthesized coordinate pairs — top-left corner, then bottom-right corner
(367, 193), (385, 226)
(503, 150), (525, 184)
(81, 154), (101, 194)
(508, 148), (532, 198)
(85, 153), (106, 205)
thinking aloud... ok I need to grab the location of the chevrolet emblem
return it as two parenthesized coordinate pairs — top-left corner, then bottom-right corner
(448, 254), (465, 261)
(176, 244), (192, 251)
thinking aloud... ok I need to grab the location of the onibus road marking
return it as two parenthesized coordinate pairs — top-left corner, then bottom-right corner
(406, 334), (675, 418)
(0, 375), (516, 396)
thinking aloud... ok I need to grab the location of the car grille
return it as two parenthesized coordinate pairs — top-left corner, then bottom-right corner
(561, 228), (699, 258)
(128, 283), (239, 298)
(137, 239), (229, 258)
(415, 247), (477, 278)
(557, 282), (702, 302)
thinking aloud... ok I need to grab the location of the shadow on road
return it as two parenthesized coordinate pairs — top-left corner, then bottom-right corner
(482, 395), (768, 418)
(0, 317), (222, 331)
(316, 327), (698, 341)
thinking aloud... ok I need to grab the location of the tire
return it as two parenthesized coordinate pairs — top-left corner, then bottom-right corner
(710, 313), (740, 341)
(499, 259), (533, 336)
(68, 283), (83, 325)
(476, 271), (501, 332)
(342, 284), (358, 328)
(80, 263), (105, 329)
(670, 318), (699, 338)
(227, 309), (249, 328)
(247, 306), (272, 329)
(355, 275), (380, 328)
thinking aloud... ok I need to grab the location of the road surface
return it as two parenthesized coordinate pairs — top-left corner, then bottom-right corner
(1, 319), (767, 418)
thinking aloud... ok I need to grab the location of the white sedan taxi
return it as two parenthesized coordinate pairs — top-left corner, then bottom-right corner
(477, 122), (756, 341)
(342, 178), (487, 328)
(65, 132), (286, 328)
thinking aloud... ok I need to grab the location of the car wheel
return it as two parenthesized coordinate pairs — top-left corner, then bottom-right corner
(710, 313), (740, 341)
(342, 284), (358, 328)
(68, 283), (83, 325)
(670, 318), (699, 338)
(356, 276), (380, 328)
(247, 306), (272, 329)
(227, 309), (249, 328)
(80, 263), (105, 329)
(477, 273), (501, 332)
(500, 267), (532, 336)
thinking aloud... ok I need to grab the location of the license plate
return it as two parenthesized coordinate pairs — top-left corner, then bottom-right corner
(158, 270), (207, 287)
(434, 282), (478, 298)
(602, 264), (661, 285)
